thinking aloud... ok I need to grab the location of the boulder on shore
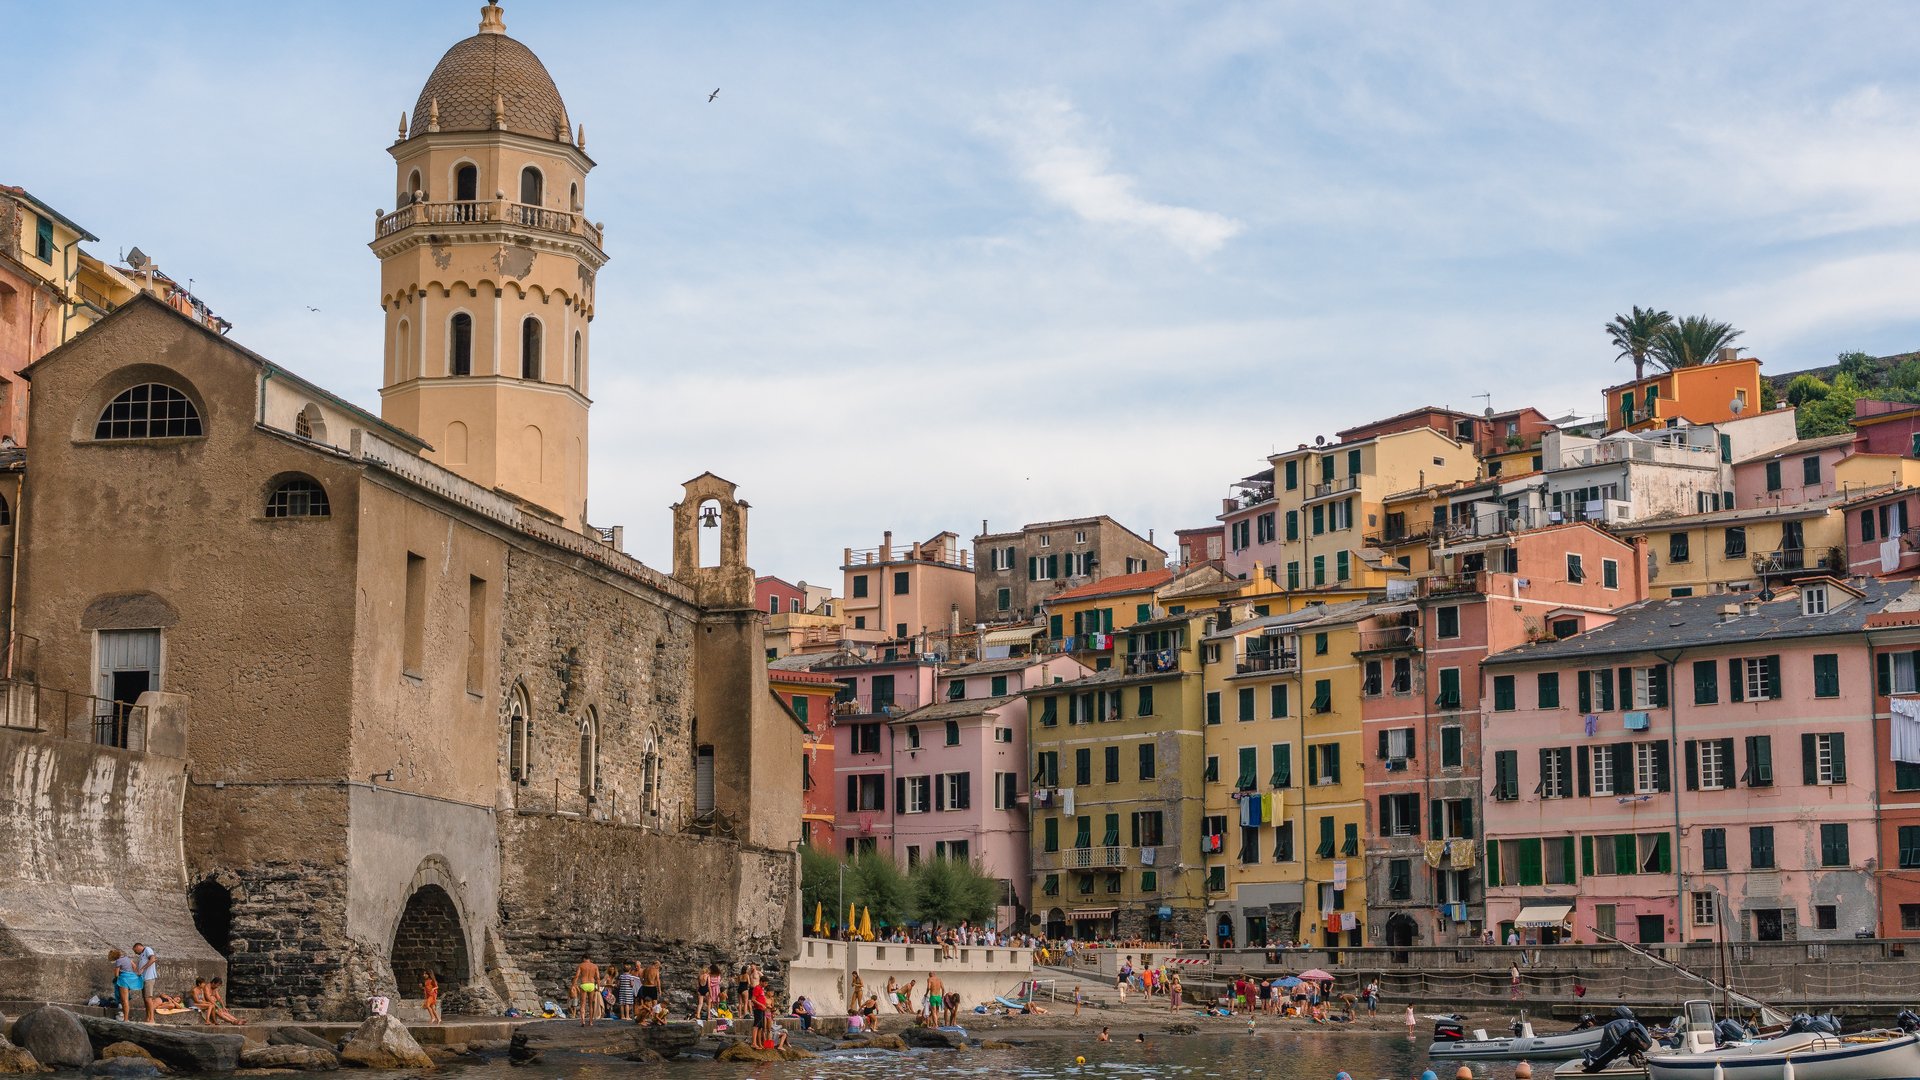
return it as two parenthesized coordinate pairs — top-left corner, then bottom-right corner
(337, 1016), (431, 1071)
(239, 1044), (338, 1071)
(901, 1026), (968, 1050)
(0, 1035), (45, 1075)
(714, 1042), (814, 1062)
(79, 1015), (245, 1073)
(11, 1008), (93, 1070)
(264, 1028), (335, 1053)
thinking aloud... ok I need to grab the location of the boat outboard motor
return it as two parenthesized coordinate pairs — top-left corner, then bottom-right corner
(1715, 1018), (1751, 1045)
(1786, 1013), (1842, 1035)
(1612, 1006), (1637, 1022)
(1578, 1018), (1653, 1074)
(1432, 1015), (1467, 1042)
(1896, 1009), (1920, 1033)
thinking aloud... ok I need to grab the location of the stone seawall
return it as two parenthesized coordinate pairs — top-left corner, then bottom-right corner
(0, 727), (224, 1000)
(788, 937), (1034, 1015)
(497, 813), (796, 1005)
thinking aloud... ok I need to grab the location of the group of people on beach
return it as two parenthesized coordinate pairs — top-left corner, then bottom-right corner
(844, 970), (971, 1026)
(103, 944), (241, 1027)
(566, 957), (670, 1027)
(1111, 955), (1185, 1010)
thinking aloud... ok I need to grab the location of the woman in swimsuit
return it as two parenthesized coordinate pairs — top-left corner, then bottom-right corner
(422, 972), (441, 1024)
(110, 949), (141, 1022)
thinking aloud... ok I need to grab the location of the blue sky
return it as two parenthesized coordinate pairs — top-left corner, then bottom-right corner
(10, 1), (1920, 587)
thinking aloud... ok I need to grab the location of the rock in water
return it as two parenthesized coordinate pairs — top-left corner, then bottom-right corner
(506, 1031), (541, 1066)
(338, 1015), (433, 1070)
(240, 1044), (340, 1071)
(81, 1061), (159, 1079)
(714, 1043), (814, 1062)
(901, 1026), (969, 1049)
(266, 1027), (337, 1052)
(10, 1008), (92, 1070)
(78, 1016), (246, 1073)
(96, 1044), (161, 1065)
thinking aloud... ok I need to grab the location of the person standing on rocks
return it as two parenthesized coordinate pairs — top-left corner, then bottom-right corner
(639, 959), (661, 1022)
(924, 972), (945, 1025)
(110, 948), (141, 1022)
(573, 956), (602, 1027)
(133, 942), (158, 1023)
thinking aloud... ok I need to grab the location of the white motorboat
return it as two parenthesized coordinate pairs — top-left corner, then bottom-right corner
(1645, 1031), (1920, 1080)
(1430, 1015), (1611, 1061)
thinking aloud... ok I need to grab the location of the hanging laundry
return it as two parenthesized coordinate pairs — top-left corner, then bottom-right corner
(1624, 711), (1652, 731)
(1062, 788), (1074, 814)
(1893, 696), (1920, 764)
(1140, 846), (1156, 866)
(1449, 840), (1476, 869)
(1884, 538), (1902, 574)
(1584, 714), (1599, 737)
(1423, 840), (1446, 868)
(1340, 912), (1358, 931)
(1332, 860), (1348, 888)
(1261, 792), (1275, 822)
(1325, 913), (1342, 934)
(1241, 796), (1256, 828)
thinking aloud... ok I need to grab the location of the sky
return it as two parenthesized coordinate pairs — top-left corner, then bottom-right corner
(10, 1), (1920, 586)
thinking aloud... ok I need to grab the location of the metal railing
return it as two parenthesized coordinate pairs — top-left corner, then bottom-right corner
(0, 679), (149, 753)
(1063, 845), (1130, 869)
(1236, 650), (1299, 674)
(1357, 626), (1416, 650)
(1124, 650), (1183, 675)
(1753, 546), (1844, 576)
(1421, 573), (1481, 597)
(1310, 476), (1361, 499)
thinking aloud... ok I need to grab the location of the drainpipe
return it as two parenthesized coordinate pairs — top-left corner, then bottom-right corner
(56, 235), (80, 343)
(1656, 647), (1687, 937)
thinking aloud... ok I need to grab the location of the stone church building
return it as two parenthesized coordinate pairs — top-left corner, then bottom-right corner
(0, 3), (803, 1017)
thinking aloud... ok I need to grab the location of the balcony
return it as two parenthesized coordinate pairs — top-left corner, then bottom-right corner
(374, 198), (603, 248)
(1062, 845), (1131, 869)
(1235, 650), (1299, 675)
(1421, 573), (1481, 597)
(1357, 626), (1417, 651)
(1555, 438), (1717, 470)
(1124, 650), (1183, 675)
(831, 689), (923, 718)
(1753, 546), (1844, 579)
(1307, 475), (1361, 500)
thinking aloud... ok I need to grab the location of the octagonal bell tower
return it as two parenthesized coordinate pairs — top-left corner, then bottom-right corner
(371, 2), (606, 530)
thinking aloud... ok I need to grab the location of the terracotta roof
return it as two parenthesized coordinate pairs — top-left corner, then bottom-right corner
(410, 8), (571, 141)
(1733, 432), (1855, 465)
(1046, 569), (1174, 603)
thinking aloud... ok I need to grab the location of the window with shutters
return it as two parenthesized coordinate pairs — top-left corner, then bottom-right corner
(1637, 832), (1670, 875)
(1238, 687), (1255, 722)
(852, 575), (869, 597)
(1381, 726), (1413, 762)
(1308, 741), (1341, 785)
(1362, 660), (1383, 696)
(1541, 746), (1572, 799)
(1808, 732), (1845, 785)
(1343, 822), (1360, 856)
(1742, 735), (1773, 786)
(852, 774), (886, 811)
(1702, 827), (1727, 870)
(1567, 553), (1585, 583)
(1693, 660), (1719, 705)
(1634, 743), (1660, 794)
(902, 776), (930, 813)
(1441, 725), (1463, 767)
(1137, 685), (1154, 716)
(1898, 762), (1920, 791)
(1669, 532), (1690, 563)
(1388, 858), (1412, 900)
(1699, 740), (1727, 790)
(1103, 745), (1120, 783)
(1437, 606), (1460, 638)
(1603, 559), (1619, 589)
(1750, 826), (1775, 869)
(1493, 675), (1516, 711)
(1820, 823), (1850, 867)
(1392, 657), (1413, 694)
(1886, 651), (1920, 695)
(1312, 679), (1333, 713)
(1074, 748), (1091, 785)
(1537, 671), (1560, 708)
(1493, 749), (1519, 801)
(1590, 745), (1616, 796)
(1240, 823), (1261, 864)
(1900, 826), (1920, 869)
(1436, 668), (1461, 709)
(1269, 684), (1288, 718)
(1205, 691), (1221, 725)
(1039, 698), (1058, 727)
(1737, 656), (1780, 700)
(1382, 793), (1420, 836)
(1812, 653), (1839, 697)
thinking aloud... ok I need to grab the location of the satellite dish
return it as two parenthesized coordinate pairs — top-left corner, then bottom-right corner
(1314, 435), (1326, 447)
(1484, 406), (1496, 418)
(125, 247), (149, 269)
(1729, 398), (1746, 415)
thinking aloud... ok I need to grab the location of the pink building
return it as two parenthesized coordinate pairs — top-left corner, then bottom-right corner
(889, 654), (1088, 927)
(1844, 486), (1920, 579)
(1361, 523), (1641, 947)
(755, 575), (807, 615)
(1852, 400), (1920, 458)
(1219, 467), (1279, 581)
(1731, 433), (1854, 509)
(808, 653), (939, 856)
(841, 530), (975, 645)
(1479, 579), (1897, 945)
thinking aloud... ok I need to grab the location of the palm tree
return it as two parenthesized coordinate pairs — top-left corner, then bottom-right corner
(1649, 315), (1742, 370)
(1605, 307), (1673, 382)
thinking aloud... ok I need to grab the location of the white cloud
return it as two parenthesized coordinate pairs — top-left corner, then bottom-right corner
(983, 90), (1244, 257)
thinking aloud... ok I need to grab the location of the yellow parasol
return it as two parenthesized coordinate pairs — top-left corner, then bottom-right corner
(859, 907), (873, 941)
(812, 902), (823, 935)
(849, 903), (857, 937)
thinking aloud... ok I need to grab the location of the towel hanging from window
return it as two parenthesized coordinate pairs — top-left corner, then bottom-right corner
(1892, 696), (1920, 764)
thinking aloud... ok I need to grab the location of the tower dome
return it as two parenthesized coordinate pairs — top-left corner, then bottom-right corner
(409, 3), (570, 141)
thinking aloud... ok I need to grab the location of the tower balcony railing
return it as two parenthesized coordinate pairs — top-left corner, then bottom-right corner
(375, 198), (603, 247)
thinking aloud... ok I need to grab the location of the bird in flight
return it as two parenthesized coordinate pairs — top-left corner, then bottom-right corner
(306, 306), (321, 312)
(708, 88), (720, 102)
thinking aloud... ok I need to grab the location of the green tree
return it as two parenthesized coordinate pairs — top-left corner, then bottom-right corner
(908, 857), (1000, 927)
(1836, 350), (1876, 381)
(1604, 306), (1673, 382)
(1796, 372), (1862, 438)
(799, 844), (842, 931)
(1784, 373), (1831, 407)
(1890, 358), (1920, 395)
(1648, 315), (1742, 370)
(846, 852), (911, 928)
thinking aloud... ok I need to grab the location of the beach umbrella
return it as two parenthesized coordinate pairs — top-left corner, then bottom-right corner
(812, 902), (823, 935)
(1298, 968), (1334, 981)
(1277, 976), (1303, 988)
(849, 902), (857, 936)
(860, 907), (873, 941)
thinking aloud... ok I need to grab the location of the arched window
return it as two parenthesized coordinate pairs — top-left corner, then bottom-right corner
(395, 319), (412, 381)
(449, 313), (473, 376)
(0, 494), (10, 526)
(521, 317), (542, 380)
(508, 684), (531, 784)
(578, 709), (598, 798)
(520, 166), (543, 207)
(95, 383), (201, 440)
(265, 477), (329, 518)
(572, 331), (582, 390)
(455, 164), (478, 202)
(569, 181), (579, 210)
(292, 403), (326, 442)
(641, 732), (659, 812)
(408, 169), (422, 201)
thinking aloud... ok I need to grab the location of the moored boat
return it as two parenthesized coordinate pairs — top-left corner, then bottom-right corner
(1430, 1012), (1614, 1061)
(1644, 1031), (1920, 1080)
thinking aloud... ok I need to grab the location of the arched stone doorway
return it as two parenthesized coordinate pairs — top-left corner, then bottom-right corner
(1385, 913), (1418, 948)
(390, 884), (470, 994)
(189, 877), (233, 957)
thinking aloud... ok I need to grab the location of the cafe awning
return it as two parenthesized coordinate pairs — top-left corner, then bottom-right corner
(983, 625), (1042, 646)
(1067, 908), (1116, 920)
(1515, 903), (1573, 927)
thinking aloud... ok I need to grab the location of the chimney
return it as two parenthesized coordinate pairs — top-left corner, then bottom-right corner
(1719, 604), (1741, 623)
(1717, 347), (1741, 363)
(1148, 528), (1155, 545)
(982, 518), (989, 535)
(882, 530), (893, 562)
(1630, 535), (1650, 600)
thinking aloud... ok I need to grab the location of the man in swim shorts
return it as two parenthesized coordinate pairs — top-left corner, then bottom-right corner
(573, 956), (601, 1027)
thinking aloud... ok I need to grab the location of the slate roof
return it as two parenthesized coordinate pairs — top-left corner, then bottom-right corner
(410, 14), (571, 141)
(1732, 432), (1856, 465)
(1613, 490), (1862, 531)
(1483, 578), (1913, 666)
(940, 656), (1049, 677)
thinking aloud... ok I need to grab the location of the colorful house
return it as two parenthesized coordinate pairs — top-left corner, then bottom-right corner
(1851, 400), (1920, 459)
(1866, 592), (1920, 937)
(769, 664), (842, 848)
(1360, 523), (1641, 947)
(1040, 567), (1175, 669)
(1603, 354), (1764, 434)
(1618, 495), (1857, 600)
(889, 653), (1087, 927)
(841, 530), (975, 645)
(973, 515), (1165, 623)
(1480, 580), (1900, 944)
(796, 651), (941, 856)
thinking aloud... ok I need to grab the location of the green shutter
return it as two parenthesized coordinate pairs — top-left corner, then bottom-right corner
(1486, 839), (1501, 886)
(1238, 687), (1254, 721)
(1271, 744), (1291, 787)
(1581, 835), (1595, 876)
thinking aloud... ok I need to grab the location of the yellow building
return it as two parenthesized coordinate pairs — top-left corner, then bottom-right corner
(1198, 598), (1373, 948)
(1026, 608), (1207, 942)
(1269, 424), (1478, 595)
(371, 2), (605, 529)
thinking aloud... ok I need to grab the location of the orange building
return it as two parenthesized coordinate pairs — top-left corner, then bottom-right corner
(770, 666), (842, 847)
(1603, 353), (1764, 433)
